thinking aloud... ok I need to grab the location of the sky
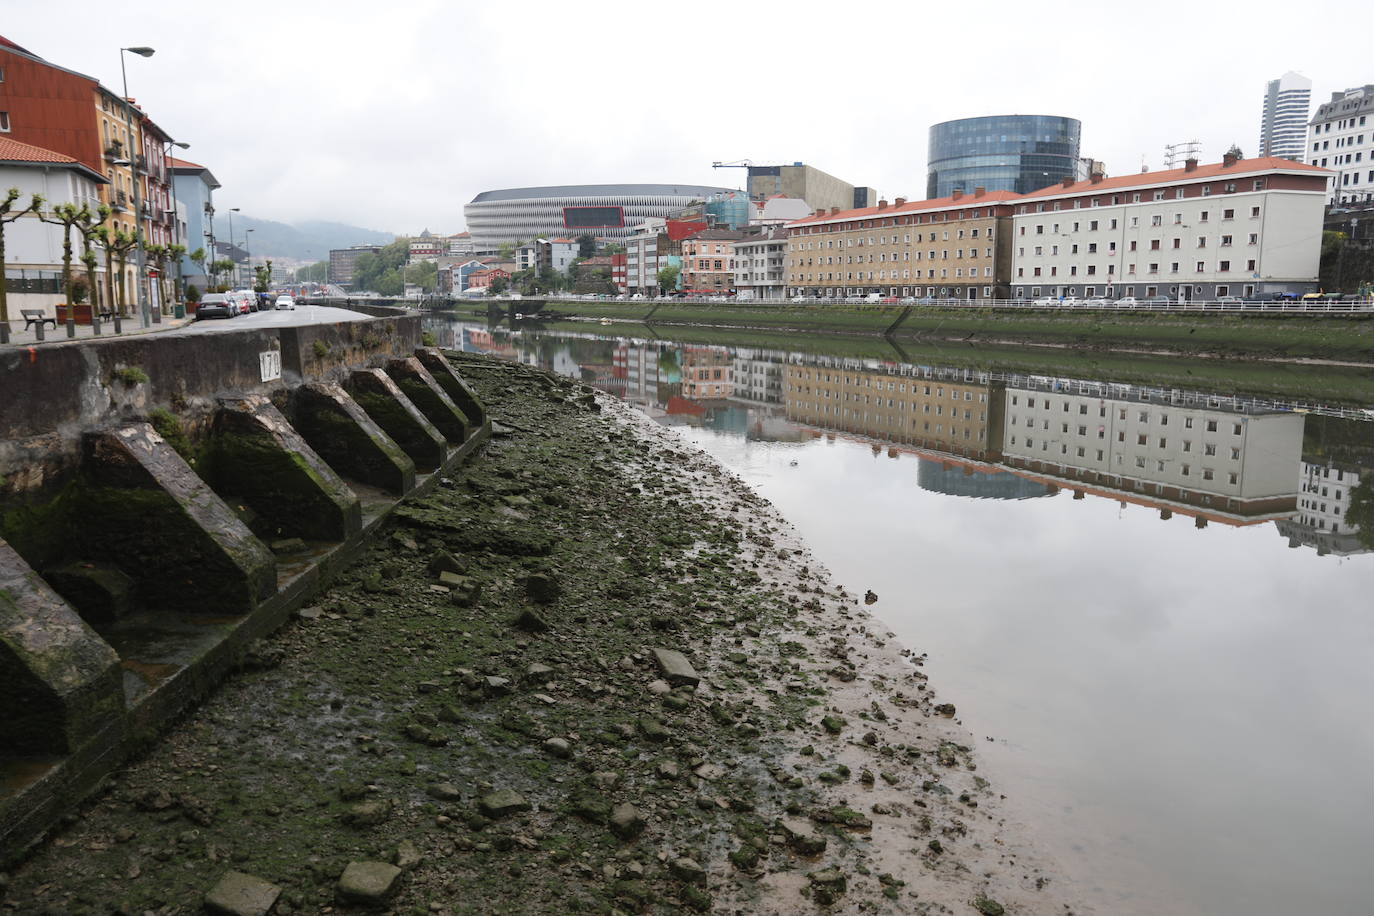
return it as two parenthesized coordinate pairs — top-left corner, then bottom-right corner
(5, 0), (1368, 240)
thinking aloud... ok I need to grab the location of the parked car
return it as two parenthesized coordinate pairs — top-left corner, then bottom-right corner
(1143, 295), (1172, 305)
(195, 293), (235, 320)
(1216, 296), (1244, 305)
(1083, 297), (1110, 307)
(1031, 296), (1057, 306)
(1115, 296), (1140, 307)
(275, 295), (296, 310)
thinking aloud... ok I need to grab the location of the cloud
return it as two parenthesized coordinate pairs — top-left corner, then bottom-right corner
(6, 0), (1366, 234)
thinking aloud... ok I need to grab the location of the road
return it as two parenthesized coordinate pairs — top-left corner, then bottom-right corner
(175, 304), (372, 335)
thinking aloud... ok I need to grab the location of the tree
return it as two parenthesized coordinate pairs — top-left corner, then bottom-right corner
(576, 234), (597, 259)
(1347, 475), (1374, 550)
(210, 258), (236, 291)
(253, 259), (273, 294)
(106, 230), (140, 314)
(656, 265), (681, 294)
(602, 242), (625, 255)
(39, 202), (92, 328)
(0, 187), (44, 325)
(488, 275), (509, 296)
(404, 259), (437, 293)
(74, 204), (109, 314)
(1225, 143), (1244, 159)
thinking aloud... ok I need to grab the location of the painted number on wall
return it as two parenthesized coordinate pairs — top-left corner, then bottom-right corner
(260, 350), (282, 382)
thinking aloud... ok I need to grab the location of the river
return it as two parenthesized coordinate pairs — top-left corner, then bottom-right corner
(429, 314), (1374, 915)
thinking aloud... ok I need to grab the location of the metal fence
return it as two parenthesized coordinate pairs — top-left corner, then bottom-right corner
(549, 295), (1374, 315)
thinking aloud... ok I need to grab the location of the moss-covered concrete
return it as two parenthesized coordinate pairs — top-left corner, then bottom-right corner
(346, 370), (447, 472)
(385, 357), (471, 443)
(415, 347), (487, 426)
(203, 398), (362, 543)
(0, 539), (123, 756)
(290, 383), (416, 496)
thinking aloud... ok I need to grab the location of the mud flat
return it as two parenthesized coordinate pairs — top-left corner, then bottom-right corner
(0, 353), (1079, 915)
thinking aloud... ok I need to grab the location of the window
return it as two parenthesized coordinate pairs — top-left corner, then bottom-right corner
(1223, 209), (1235, 220)
(0, 111), (9, 133)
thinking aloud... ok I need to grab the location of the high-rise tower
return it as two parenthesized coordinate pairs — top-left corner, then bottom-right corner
(1259, 72), (1312, 160)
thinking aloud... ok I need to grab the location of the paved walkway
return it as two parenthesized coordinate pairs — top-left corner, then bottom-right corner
(0, 312), (195, 347)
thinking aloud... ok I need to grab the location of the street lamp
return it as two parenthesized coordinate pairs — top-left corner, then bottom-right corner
(120, 45), (155, 326)
(227, 207), (240, 287)
(245, 228), (255, 290)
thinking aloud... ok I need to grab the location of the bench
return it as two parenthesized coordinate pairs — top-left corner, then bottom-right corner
(21, 309), (57, 331)
(97, 308), (118, 321)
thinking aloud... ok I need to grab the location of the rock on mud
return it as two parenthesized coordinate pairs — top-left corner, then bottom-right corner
(204, 871), (281, 916)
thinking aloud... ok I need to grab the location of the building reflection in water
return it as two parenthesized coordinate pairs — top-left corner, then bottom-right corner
(439, 318), (1373, 557)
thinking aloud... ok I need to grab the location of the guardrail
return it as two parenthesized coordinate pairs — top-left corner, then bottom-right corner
(539, 296), (1374, 315)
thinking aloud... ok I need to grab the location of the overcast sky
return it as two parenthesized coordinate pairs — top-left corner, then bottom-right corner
(6, 0), (1367, 238)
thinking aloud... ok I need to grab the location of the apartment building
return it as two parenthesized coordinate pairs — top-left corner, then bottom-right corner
(783, 365), (1003, 460)
(784, 189), (1018, 300)
(1009, 154), (1329, 301)
(1000, 388), (1302, 521)
(680, 229), (744, 294)
(1307, 85), (1374, 204)
(1259, 72), (1312, 161)
(733, 227), (789, 300)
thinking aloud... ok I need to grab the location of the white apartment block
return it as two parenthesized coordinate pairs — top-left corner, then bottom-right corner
(621, 219), (667, 293)
(1000, 389), (1303, 519)
(1296, 462), (1361, 535)
(733, 229), (789, 300)
(1307, 85), (1374, 204)
(1010, 155), (1329, 301)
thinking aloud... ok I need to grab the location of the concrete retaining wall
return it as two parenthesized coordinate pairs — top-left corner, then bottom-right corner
(0, 307), (489, 864)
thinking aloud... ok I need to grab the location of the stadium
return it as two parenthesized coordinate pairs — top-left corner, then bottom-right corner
(463, 183), (734, 249)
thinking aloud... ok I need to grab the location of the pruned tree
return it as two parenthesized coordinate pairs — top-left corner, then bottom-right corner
(74, 204), (111, 314)
(39, 202), (93, 328)
(0, 187), (45, 325)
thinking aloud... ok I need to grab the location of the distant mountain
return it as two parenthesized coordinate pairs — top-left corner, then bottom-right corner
(233, 216), (396, 262)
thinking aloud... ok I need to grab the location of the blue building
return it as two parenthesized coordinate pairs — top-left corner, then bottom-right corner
(170, 157), (220, 293)
(926, 115), (1081, 199)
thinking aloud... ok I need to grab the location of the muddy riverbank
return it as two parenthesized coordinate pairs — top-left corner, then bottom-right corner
(0, 353), (1078, 915)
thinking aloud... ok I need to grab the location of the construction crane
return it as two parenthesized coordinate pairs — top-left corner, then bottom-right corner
(711, 159), (755, 169)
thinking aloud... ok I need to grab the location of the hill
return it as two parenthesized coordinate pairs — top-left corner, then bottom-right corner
(233, 216), (396, 261)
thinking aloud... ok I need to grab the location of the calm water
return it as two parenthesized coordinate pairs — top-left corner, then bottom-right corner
(434, 316), (1374, 915)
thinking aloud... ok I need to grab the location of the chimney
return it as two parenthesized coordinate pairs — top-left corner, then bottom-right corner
(973, 186), (986, 198)
(951, 189), (963, 201)
(830, 206), (841, 216)
(1222, 151), (1239, 167)
(877, 199), (888, 210)
(1184, 157), (1199, 172)
(894, 197), (907, 206)
(1061, 176), (1075, 188)
(1090, 171), (1105, 183)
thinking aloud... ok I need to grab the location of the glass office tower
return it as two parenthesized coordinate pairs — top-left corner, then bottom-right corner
(927, 115), (1081, 199)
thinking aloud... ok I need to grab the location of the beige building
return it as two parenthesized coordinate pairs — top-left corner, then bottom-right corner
(681, 229), (744, 294)
(785, 189), (1018, 300)
(783, 365), (1004, 460)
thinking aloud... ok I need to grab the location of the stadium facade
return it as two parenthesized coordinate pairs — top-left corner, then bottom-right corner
(464, 183), (734, 249)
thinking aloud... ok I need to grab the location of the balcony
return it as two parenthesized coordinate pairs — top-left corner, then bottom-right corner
(103, 141), (125, 161)
(111, 190), (129, 211)
(135, 154), (148, 174)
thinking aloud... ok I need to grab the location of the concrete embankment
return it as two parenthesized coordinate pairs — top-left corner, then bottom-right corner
(494, 299), (1374, 363)
(0, 311), (489, 864)
(1, 353), (1077, 914)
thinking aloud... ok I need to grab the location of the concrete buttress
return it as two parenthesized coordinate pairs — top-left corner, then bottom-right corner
(346, 368), (448, 471)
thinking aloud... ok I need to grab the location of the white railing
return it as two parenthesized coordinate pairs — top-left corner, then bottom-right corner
(546, 295), (1374, 314)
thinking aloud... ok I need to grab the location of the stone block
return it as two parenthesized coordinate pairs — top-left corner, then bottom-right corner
(290, 382), (415, 496)
(0, 539), (123, 755)
(651, 647), (700, 688)
(346, 368), (447, 471)
(337, 860), (402, 908)
(385, 357), (470, 444)
(205, 870), (281, 916)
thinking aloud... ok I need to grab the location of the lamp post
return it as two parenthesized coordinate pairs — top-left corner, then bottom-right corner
(245, 228), (255, 291)
(119, 45), (155, 326)
(227, 207), (240, 288)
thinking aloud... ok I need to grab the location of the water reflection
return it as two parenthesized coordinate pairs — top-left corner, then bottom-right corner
(434, 317), (1372, 556)
(431, 315), (1374, 914)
